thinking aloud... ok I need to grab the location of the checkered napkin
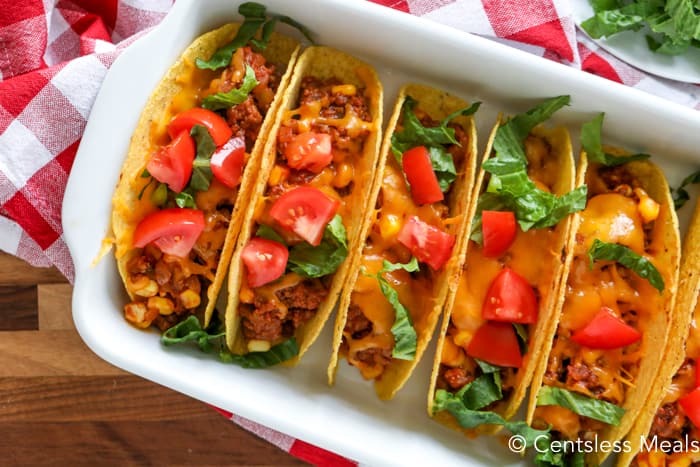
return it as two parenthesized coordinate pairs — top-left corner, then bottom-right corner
(1, 0), (698, 465)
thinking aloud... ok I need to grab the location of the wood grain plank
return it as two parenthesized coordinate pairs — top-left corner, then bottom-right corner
(0, 286), (37, 331)
(0, 251), (67, 285)
(0, 330), (124, 377)
(37, 283), (73, 330)
(0, 420), (307, 466)
(0, 376), (222, 422)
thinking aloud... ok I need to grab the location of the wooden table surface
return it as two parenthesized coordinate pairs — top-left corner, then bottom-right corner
(0, 251), (307, 466)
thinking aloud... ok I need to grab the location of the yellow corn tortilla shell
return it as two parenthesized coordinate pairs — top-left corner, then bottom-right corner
(428, 117), (577, 437)
(326, 83), (479, 400)
(111, 23), (300, 327)
(225, 46), (383, 364)
(527, 150), (680, 466)
(617, 170), (693, 467)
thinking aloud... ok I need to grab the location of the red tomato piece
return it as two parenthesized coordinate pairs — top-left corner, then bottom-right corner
(211, 136), (246, 188)
(146, 130), (195, 193)
(133, 208), (205, 257)
(680, 387), (700, 428)
(241, 237), (289, 288)
(482, 268), (538, 324)
(167, 108), (233, 146)
(397, 216), (454, 270)
(284, 132), (333, 173)
(482, 210), (517, 257)
(695, 362), (700, 388)
(401, 146), (444, 205)
(570, 307), (641, 349)
(466, 322), (522, 368)
(269, 186), (340, 246)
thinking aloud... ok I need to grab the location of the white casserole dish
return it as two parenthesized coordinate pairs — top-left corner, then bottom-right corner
(63, 1), (700, 465)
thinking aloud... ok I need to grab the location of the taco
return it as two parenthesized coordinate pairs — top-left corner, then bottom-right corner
(112, 6), (302, 333)
(617, 198), (700, 467)
(428, 96), (586, 439)
(325, 83), (479, 400)
(223, 46), (383, 364)
(527, 114), (681, 465)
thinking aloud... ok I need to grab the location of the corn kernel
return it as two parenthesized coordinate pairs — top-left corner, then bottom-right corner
(124, 302), (156, 328)
(333, 162), (353, 188)
(180, 289), (201, 309)
(147, 296), (174, 315)
(635, 188), (660, 224)
(248, 340), (271, 352)
(331, 84), (356, 96)
(239, 285), (255, 304)
(268, 164), (289, 186)
(440, 337), (466, 367)
(132, 279), (158, 298)
(379, 213), (402, 240)
(453, 330), (474, 349)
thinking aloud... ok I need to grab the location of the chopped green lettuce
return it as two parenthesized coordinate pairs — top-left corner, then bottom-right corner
(201, 65), (259, 111)
(391, 96), (480, 192)
(471, 96), (587, 237)
(536, 386), (625, 425)
(161, 315), (298, 368)
(580, 113), (649, 166)
(287, 215), (348, 278)
(195, 2), (313, 70)
(581, 0), (700, 56)
(587, 239), (664, 292)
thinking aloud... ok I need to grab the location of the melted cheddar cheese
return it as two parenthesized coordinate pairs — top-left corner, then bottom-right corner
(122, 54), (240, 328)
(535, 167), (662, 439)
(440, 134), (558, 399)
(344, 161), (447, 379)
(239, 77), (378, 346)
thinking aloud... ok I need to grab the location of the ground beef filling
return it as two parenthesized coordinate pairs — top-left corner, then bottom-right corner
(240, 280), (328, 342)
(124, 206), (231, 330)
(219, 46), (282, 150)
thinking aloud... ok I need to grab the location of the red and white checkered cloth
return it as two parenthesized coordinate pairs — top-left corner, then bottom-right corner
(1, 0), (698, 465)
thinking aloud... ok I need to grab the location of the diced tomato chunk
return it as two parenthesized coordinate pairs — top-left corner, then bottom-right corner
(401, 146), (443, 205)
(242, 237), (289, 288)
(466, 322), (522, 368)
(482, 268), (538, 324)
(397, 216), (454, 270)
(570, 307), (641, 349)
(481, 210), (517, 257)
(269, 186), (340, 246)
(132, 208), (205, 257)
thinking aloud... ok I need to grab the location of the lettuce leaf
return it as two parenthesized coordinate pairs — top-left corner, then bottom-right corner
(189, 124), (216, 192)
(287, 215), (348, 278)
(672, 167), (700, 209)
(581, 0), (700, 56)
(360, 257), (420, 360)
(220, 338), (299, 368)
(587, 239), (664, 292)
(536, 386), (625, 425)
(195, 2), (313, 70)
(201, 65), (259, 111)
(391, 96), (480, 192)
(161, 315), (225, 353)
(472, 96), (587, 236)
(433, 389), (550, 446)
(580, 113), (650, 166)
(161, 315), (298, 368)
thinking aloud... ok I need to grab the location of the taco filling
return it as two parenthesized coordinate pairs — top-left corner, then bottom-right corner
(117, 14), (300, 332)
(533, 162), (666, 443)
(430, 96), (587, 443)
(237, 75), (374, 352)
(340, 91), (476, 383)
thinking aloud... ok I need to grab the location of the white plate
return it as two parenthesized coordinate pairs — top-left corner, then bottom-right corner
(63, 0), (700, 465)
(572, 0), (700, 83)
